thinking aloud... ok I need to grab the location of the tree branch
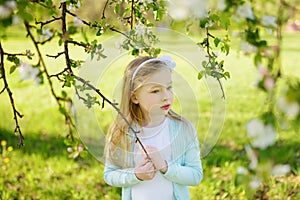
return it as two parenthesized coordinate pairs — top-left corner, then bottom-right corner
(46, 51), (65, 59)
(25, 21), (75, 140)
(35, 16), (62, 28)
(0, 42), (25, 147)
(74, 75), (150, 159)
(102, 0), (109, 19)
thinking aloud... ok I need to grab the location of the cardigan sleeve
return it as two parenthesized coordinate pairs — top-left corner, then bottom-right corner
(163, 140), (203, 186)
(104, 160), (141, 187)
(162, 119), (203, 186)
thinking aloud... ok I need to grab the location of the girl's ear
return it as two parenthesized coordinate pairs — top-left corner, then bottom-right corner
(131, 93), (139, 104)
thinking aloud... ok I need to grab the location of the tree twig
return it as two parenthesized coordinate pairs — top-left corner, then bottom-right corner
(0, 42), (25, 147)
(35, 16), (62, 28)
(74, 75), (150, 159)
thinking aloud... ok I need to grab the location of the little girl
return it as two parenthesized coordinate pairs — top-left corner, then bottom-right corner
(104, 55), (203, 200)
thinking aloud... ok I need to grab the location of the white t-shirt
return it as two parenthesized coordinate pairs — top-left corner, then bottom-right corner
(132, 118), (174, 200)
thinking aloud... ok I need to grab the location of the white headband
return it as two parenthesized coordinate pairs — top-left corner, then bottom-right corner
(130, 55), (176, 91)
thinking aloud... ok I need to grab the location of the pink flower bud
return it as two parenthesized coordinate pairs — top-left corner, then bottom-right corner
(264, 77), (275, 90)
(67, 147), (73, 153)
(78, 145), (84, 152)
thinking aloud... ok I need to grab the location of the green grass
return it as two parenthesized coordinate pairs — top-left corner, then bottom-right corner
(1, 31), (300, 199)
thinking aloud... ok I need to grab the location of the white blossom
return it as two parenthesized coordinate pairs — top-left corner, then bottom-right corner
(249, 178), (261, 189)
(68, 1), (81, 11)
(67, 101), (76, 116)
(18, 62), (39, 81)
(0, 6), (11, 18)
(277, 96), (300, 117)
(73, 16), (83, 27)
(42, 29), (54, 40)
(5, 0), (16, 10)
(167, 0), (207, 21)
(135, 22), (146, 37)
(245, 145), (258, 169)
(236, 3), (255, 20)
(237, 166), (248, 175)
(240, 41), (258, 54)
(257, 64), (269, 76)
(246, 119), (277, 149)
(141, 0), (153, 4)
(218, 0), (226, 11)
(271, 164), (290, 176)
(264, 77), (275, 90)
(261, 15), (277, 28)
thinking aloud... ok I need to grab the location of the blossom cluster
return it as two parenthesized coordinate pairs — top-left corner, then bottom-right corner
(0, 0), (16, 19)
(18, 62), (41, 85)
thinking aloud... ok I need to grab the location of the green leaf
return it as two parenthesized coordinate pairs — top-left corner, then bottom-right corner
(96, 28), (103, 36)
(10, 65), (17, 74)
(58, 39), (63, 46)
(224, 71), (230, 79)
(154, 9), (163, 21)
(114, 4), (120, 14)
(214, 37), (221, 47)
(131, 48), (139, 56)
(59, 106), (66, 115)
(61, 90), (67, 99)
(202, 60), (207, 68)
(199, 18), (208, 28)
(198, 71), (205, 80)
(68, 26), (77, 35)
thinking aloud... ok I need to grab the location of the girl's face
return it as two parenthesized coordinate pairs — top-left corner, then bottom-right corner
(131, 68), (174, 126)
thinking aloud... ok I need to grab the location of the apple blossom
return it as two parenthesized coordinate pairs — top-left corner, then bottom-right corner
(167, 0), (207, 21)
(237, 166), (248, 175)
(240, 41), (258, 54)
(271, 164), (290, 176)
(67, 147), (73, 152)
(249, 178), (261, 189)
(18, 62), (39, 81)
(261, 15), (277, 28)
(264, 77), (275, 90)
(68, 1), (81, 11)
(246, 119), (277, 150)
(277, 96), (300, 118)
(235, 3), (255, 21)
(0, 5), (11, 18)
(135, 22), (146, 37)
(218, 0), (226, 11)
(73, 16), (83, 28)
(41, 29), (54, 40)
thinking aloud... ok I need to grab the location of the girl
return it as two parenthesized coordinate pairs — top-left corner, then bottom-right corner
(104, 55), (203, 200)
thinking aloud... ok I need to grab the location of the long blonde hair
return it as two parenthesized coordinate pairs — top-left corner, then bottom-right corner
(105, 56), (182, 167)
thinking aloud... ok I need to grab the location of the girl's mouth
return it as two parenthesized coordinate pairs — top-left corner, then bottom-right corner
(161, 104), (170, 110)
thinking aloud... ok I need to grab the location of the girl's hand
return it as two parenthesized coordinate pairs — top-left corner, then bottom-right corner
(134, 159), (156, 181)
(145, 146), (168, 174)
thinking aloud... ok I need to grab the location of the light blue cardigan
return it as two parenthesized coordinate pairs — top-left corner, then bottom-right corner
(104, 117), (203, 200)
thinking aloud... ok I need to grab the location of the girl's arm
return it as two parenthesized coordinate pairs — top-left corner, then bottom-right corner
(104, 162), (141, 187)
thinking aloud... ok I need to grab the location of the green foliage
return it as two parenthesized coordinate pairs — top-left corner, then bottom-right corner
(1, 0), (300, 199)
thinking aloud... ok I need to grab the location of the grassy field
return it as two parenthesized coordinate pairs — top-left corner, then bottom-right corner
(0, 30), (300, 199)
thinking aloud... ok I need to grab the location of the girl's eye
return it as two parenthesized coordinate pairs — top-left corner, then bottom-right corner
(151, 89), (160, 94)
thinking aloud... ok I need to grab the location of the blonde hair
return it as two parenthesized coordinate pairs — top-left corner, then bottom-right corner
(105, 56), (182, 167)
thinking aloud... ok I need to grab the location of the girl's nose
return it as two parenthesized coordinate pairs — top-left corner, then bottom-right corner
(161, 89), (171, 102)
